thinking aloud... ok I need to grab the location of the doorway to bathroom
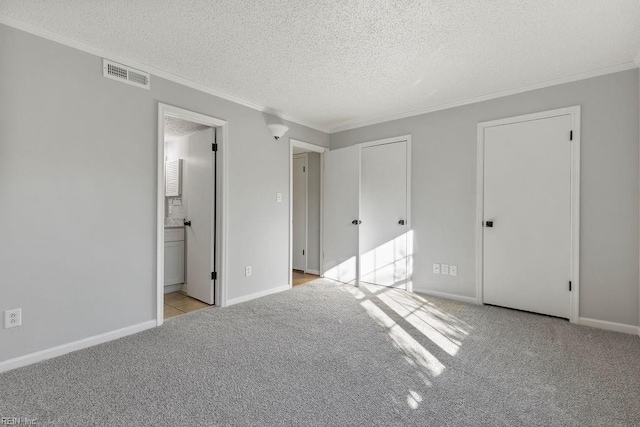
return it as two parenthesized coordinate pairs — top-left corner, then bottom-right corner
(157, 104), (228, 324)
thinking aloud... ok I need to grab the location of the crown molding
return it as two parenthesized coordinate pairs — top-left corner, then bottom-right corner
(329, 61), (639, 133)
(2, 14), (637, 136)
(0, 15), (331, 134)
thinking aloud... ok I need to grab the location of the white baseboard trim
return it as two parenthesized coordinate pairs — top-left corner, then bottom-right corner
(412, 288), (478, 305)
(305, 269), (321, 276)
(0, 320), (156, 373)
(578, 317), (640, 335)
(226, 284), (290, 306)
(163, 284), (183, 294)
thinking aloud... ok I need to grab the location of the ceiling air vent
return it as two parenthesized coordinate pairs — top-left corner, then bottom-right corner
(103, 59), (150, 89)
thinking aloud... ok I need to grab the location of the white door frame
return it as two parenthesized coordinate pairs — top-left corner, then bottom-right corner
(289, 139), (328, 288)
(292, 153), (309, 272)
(157, 103), (229, 326)
(356, 135), (412, 291)
(475, 106), (581, 323)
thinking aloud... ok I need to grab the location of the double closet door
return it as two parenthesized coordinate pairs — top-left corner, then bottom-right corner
(323, 139), (410, 289)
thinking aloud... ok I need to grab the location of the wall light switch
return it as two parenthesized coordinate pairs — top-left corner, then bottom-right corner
(449, 265), (458, 276)
(276, 192), (282, 203)
(441, 264), (449, 275)
(433, 263), (440, 274)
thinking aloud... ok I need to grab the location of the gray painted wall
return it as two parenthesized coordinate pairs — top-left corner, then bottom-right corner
(307, 152), (321, 273)
(331, 69), (640, 327)
(0, 24), (329, 362)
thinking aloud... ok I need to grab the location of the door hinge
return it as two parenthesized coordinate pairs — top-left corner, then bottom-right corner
(212, 271), (217, 280)
(303, 166), (306, 172)
(302, 249), (305, 256)
(212, 143), (218, 152)
(569, 280), (572, 291)
(570, 130), (573, 141)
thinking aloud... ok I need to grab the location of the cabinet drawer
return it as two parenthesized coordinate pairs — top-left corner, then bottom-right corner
(165, 228), (184, 242)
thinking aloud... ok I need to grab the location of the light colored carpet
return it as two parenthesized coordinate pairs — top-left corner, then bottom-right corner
(1, 279), (639, 426)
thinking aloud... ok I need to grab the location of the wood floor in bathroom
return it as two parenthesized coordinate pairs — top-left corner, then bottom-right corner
(292, 271), (319, 287)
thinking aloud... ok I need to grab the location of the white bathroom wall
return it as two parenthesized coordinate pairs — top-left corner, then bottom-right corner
(165, 136), (189, 220)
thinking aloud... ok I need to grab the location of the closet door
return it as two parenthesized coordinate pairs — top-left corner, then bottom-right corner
(323, 146), (360, 284)
(292, 154), (307, 271)
(483, 115), (572, 318)
(360, 141), (408, 288)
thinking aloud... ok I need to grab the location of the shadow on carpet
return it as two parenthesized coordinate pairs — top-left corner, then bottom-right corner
(1, 279), (639, 426)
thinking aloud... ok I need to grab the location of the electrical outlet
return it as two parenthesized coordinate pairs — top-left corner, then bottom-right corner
(4, 308), (21, 329)
(245, 266), (252, 277)
(441, 264), (449, 275)
(276, 192), (282, 203)
(449, 265), (458, 276)
(433, 263), (440, 274)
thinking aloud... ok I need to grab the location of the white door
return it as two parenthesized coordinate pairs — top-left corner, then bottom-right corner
(323, 146), (360, 284)
(360, 141), (408, 288)
(292, 155), (307, 271)
(483, 115), (572, 318)
(185, 127), (215, 305)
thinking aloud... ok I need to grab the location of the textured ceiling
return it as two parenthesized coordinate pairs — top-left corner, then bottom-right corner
(164, 116), (209, 140)
(1, 1), (639, 132)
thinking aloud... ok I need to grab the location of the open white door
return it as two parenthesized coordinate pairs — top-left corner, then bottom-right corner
(292, 155), (307, 271)
(323, 146), (359, 284)
(185, 127), (215, 304)
(360, 141), (408, 288)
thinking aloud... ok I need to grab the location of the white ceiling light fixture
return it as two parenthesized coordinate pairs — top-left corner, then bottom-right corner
(267, 123), (289, 140)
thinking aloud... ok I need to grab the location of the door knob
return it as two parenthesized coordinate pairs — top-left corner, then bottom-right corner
(484, 220), (494, 228)
(351, 219), (362, 225)
(398, 220), (405, 225)
(183, 220), (192, 227)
